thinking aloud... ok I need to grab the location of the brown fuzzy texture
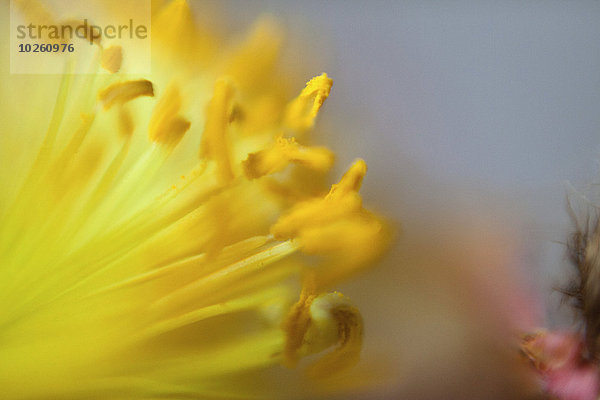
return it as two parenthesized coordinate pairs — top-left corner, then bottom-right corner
(564, 206), (600, 360)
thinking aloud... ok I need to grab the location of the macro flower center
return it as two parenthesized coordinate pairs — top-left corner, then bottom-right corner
(0, 1), (390, 398)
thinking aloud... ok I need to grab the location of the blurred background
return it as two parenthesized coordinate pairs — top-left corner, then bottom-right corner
(199, 1), (600, 399)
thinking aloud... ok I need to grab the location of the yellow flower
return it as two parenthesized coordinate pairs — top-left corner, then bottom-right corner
(0, 1), (390, 398)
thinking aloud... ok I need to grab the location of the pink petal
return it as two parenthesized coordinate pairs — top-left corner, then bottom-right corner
(546, 365), (600, 400)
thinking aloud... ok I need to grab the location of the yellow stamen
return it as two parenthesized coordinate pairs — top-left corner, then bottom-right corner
(300, 214), (390, 288)
(148, 85), (191, 149)
(141, 286), (289, 339)
(243, 136), (335, 179)
(101, 45), (123, 74)
(223, 17), (283, 91)
(271, 160), (367, 240)
(151, 240), (300, 315)
(200, 78), (235, 183)
(305, 293), (363, 378)
(327, 158), (367, 199)
(118, 106), (134, 137)
(282, 277), (318, 368)
(284, 73), (333, 133)
(153, 0), (215, 65)
(271, 159), (389, 288)
(283, 281), (363, 377)
(98, 80), (154, 110)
